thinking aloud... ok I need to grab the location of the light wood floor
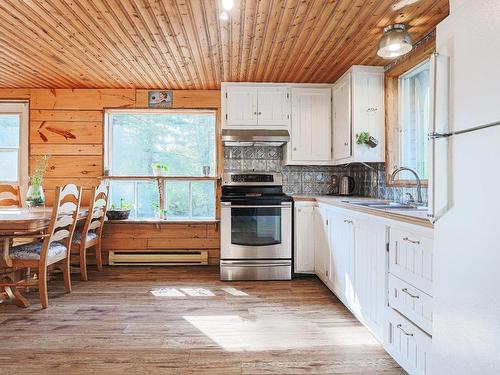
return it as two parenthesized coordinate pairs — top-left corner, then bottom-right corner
(0, 266), (404, 374)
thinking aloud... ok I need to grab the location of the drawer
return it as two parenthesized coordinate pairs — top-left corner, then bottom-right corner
(389, 228), (433, 296)
(388, 274), (433, 335)
(384, 308), (432, 375)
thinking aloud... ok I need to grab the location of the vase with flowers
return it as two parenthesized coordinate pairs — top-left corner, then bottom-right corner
(26, 155), (49, 208)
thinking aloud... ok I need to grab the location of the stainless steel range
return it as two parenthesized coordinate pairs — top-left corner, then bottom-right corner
(220, 172), (292, 281)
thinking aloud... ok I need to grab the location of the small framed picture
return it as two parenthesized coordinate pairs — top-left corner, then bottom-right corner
(148, 91), (173, 108)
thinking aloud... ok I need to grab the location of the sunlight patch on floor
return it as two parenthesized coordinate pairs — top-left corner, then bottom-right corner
(183, 315), (380, 352)
(150, 287), (249, 297)
(221, 287), (249, 296)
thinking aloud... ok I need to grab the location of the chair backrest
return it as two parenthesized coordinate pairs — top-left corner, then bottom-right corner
(0, 185), (21, 207)
(39, 184), (82, 263)
(81, 183), (109, 243)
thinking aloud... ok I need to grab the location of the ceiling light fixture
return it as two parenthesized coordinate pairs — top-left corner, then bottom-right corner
(377, 24), (413, 59)
(222, 0), (234, 11)
(220, 10), (229, 21)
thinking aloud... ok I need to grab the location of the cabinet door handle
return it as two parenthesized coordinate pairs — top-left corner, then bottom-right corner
(403, 237), (420, 245)
(258, 111), (262, 115)
(344, 142), (349, 146)
(396, 324), (414, 336)
(402, 288), (420, 299)
(253, 111), (257, 115)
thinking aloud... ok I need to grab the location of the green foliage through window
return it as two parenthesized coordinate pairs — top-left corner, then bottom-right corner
(106, 111), (216, 219)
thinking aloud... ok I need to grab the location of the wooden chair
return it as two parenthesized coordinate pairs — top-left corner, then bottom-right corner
(0, 185), (21, 207)
(9, 184), (82, 308)
(71, 183), (109, 281)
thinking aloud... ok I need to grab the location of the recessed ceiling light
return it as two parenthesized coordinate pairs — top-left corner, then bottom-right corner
(392, 0), (420, 11)
(377, 24), (413, 59)
(220, 11), (229, 21)
(222, 0), (234, 11)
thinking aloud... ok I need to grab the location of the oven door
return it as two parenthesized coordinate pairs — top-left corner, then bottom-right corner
(220, 202), (292, 259)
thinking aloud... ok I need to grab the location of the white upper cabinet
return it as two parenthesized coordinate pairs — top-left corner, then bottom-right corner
(257, 87), (290, 126)
(225, 86), (258, 126)
(286, 87), (332, 164)
(332, 66), (385, 165)
(333, 73), (352, 161)
(222, 83), (289, 128)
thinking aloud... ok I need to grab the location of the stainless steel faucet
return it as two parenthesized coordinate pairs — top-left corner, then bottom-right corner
(389, 167), (423, 204)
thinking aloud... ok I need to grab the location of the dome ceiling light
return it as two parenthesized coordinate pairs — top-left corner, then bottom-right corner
(377, 24), (413, 59)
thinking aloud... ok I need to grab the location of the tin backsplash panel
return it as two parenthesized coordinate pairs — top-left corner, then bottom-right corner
(224, 146), (428, 202)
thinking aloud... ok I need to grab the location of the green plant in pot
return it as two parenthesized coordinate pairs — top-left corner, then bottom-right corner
(151, 163), (168, 176)
(152, 202), (167, 220)
(26, 155), (50, 207)
(356, 131), (379, 148)
(106, 198), (132, 220)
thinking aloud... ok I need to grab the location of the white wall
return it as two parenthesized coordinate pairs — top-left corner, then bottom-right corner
(433, 1), (500, 374)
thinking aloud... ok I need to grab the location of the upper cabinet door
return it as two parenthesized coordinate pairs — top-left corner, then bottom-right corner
(225, 86), (258, 126)
(291, 87), (332, 161)
(257, 87), (289, 126)
(333, 73), (352, 161)
(352, 71), (384, 162)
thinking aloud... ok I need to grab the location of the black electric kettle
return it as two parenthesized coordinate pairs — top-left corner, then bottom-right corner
(338, 176), (355, 196)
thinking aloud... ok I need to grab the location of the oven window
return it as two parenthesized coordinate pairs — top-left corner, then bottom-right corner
(231, 207), (281, 246)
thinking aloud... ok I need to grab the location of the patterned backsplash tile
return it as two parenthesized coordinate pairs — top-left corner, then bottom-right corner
(224, 146), (428, 203)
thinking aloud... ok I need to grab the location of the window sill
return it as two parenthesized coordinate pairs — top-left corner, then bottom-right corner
(100, 175), (220, 181)
(105, 218), (219, 224)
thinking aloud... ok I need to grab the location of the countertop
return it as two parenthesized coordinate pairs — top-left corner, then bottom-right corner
(292, 195), (433, 228)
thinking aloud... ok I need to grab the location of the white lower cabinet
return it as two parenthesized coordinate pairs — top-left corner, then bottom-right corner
(295, 201), (434, 375)
(314, 204), (331, 284)
(314, 204), (386, 342)
(385, 308), (432, 375)
(350, 217), (386, 340)
(294, 202), (316, 273)
(388, 274), (433, 335)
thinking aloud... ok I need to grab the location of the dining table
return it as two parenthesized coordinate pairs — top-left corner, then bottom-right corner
(0, 207), (88, 308)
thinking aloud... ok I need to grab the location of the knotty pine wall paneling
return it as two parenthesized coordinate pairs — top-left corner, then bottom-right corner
(0, 88), (221, 265)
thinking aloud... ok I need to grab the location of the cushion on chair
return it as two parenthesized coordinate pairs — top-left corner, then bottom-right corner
(72, 230), (98, 244)
(10, 241), (68, 261)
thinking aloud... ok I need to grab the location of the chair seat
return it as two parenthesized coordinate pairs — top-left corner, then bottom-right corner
(10, 241), (68, 261)
(72, 230), (97, 244)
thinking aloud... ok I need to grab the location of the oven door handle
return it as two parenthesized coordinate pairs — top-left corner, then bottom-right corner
(221, 260), (291, 266)
(221, 203), (292, 208)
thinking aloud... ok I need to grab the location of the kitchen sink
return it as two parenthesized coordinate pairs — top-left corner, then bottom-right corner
(342, 200), (428, 211)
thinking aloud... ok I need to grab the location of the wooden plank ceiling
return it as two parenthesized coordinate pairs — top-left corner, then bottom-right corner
(0, 0), (449, 89)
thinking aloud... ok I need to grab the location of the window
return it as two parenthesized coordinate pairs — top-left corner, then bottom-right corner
(397, 60), (431, 181)
(105, 110), (217, 220)
(0, 102), (28, 189)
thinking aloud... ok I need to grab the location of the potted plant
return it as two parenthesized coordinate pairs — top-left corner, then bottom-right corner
(152, 202), (167, 220)
(26, 155), (50, 207)
(106, 198), (132, 220)
(151, 163), (168, 176)
(356, 131), (378, 148)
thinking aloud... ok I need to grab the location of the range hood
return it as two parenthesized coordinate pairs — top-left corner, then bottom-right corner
(222, 129), (290, 146)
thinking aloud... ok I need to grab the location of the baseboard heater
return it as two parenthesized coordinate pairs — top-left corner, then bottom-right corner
(108, 250), (209, 266)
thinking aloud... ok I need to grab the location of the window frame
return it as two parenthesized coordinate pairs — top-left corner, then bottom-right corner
(396, 59), (431, 182)
(104, 108), (217, 177)
(0, 101), (29, 193)
(385, 42), (435, 188)
(103, 108), (218, 220)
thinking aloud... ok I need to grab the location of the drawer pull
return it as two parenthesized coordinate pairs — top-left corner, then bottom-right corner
(344, 219), (353, 224)
(403, 237), (420, 245)
(396, 324), (414, 336)
(402, 288), (420, 299)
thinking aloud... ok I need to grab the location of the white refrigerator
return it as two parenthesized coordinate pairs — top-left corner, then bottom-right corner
(431, 0), (500, 373)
